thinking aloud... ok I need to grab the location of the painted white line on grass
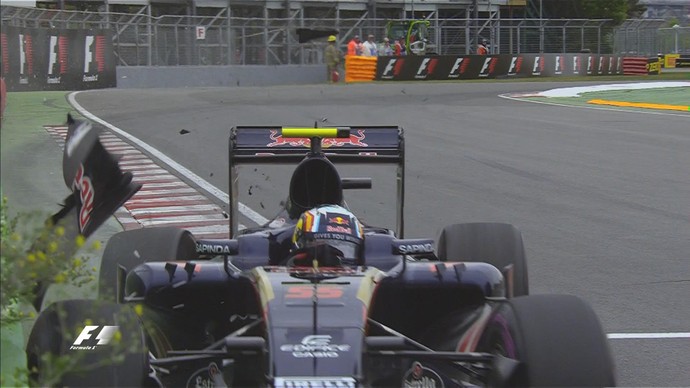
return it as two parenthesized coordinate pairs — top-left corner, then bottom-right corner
(499, 81), (690, 117)
(68, 91), (270, 227)
(538, 82), (690, 98)
(607, 332), (690, 339)
(499, 93), (690, 118)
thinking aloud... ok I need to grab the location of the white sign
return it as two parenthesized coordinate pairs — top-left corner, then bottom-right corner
(196, 26), (206, 40)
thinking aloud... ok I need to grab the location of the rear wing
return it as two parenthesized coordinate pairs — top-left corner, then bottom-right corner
(228, 126), (406, 237)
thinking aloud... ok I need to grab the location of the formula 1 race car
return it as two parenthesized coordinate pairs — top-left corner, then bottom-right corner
(26, 119), (616, 387)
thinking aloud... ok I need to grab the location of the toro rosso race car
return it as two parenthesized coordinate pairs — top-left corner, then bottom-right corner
(26, 119), (616, 387)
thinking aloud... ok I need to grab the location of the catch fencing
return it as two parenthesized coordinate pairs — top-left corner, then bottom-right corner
(614, 19), (690, 56)
(3, 6), (620, 67)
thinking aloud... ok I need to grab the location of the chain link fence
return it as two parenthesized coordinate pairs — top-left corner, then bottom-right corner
(613, 19), (690, 56)
(657, 26), (690, 55)
(4, 5), (674, 67)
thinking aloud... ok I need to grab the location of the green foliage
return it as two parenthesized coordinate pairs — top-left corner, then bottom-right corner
(664, 18), (681, 28)
(1, 194), (145, 386)
(1, 193), (99, 385)
(0, 195), (98, 326)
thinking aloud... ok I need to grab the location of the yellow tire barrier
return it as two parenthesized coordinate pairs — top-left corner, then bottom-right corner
(345, 56), (377, 83)
(587, 99), (690, 112)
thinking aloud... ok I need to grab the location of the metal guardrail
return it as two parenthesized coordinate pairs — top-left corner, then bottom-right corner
(3, 5), (659, 67)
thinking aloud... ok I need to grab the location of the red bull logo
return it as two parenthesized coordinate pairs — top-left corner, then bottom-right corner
(329, 216), (350, 226)
(72, 164), (94, 234)
(326, 225), (352, 234)
(267, 130), (368, 148)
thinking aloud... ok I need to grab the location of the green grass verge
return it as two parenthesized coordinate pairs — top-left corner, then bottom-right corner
(1, 90), (125, 385)
(522, 86), (690, 112)
(578, 87), (690, 106)
(1, 91), (78, 218)
(1, 91), (77, 131)
(1, 90), (75, 386)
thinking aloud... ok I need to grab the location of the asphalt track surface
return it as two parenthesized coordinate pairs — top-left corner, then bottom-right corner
(72, 81), (690, 386)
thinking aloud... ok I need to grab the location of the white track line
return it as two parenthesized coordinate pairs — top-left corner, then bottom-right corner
(68, 91), (269, 227)
(607, 332), (690, 339)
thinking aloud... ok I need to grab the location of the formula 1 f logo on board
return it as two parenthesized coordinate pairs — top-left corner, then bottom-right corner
(507, 57), (523, 76)
(381, 58), (405, 79)
(415, 58), (438, 79)
(478, 57), (498, 78)
(448, 57), (469, 79)
(83, 35), (105, 82)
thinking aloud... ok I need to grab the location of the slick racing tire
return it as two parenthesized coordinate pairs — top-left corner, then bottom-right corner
(477, 294), (616, 387)
(437, 222), (528, 297)
(99, 227), (197, 301)
(26, 299), (148, 387)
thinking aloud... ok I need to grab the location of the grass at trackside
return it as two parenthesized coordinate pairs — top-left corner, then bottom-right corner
(0, 91), (77, 215)
(1, 91), (76, 132)
(0, 91), (77, 386)
(522, 86), (690, 112)
(577, 87), (690, 106)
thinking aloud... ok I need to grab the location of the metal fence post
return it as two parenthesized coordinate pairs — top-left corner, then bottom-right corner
(147, 6), (152, 66)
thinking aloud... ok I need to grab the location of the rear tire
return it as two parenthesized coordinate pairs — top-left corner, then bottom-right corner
(98, 227), (197, 301)
(478, 294), (616, 387)
(26, 300), (148, 387)
(437, 223), (528, 296)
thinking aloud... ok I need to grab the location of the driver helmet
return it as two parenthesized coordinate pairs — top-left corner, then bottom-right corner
(292, 205), (364, 266)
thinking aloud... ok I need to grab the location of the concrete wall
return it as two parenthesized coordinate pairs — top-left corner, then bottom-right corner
(116, 65), (326, 88)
